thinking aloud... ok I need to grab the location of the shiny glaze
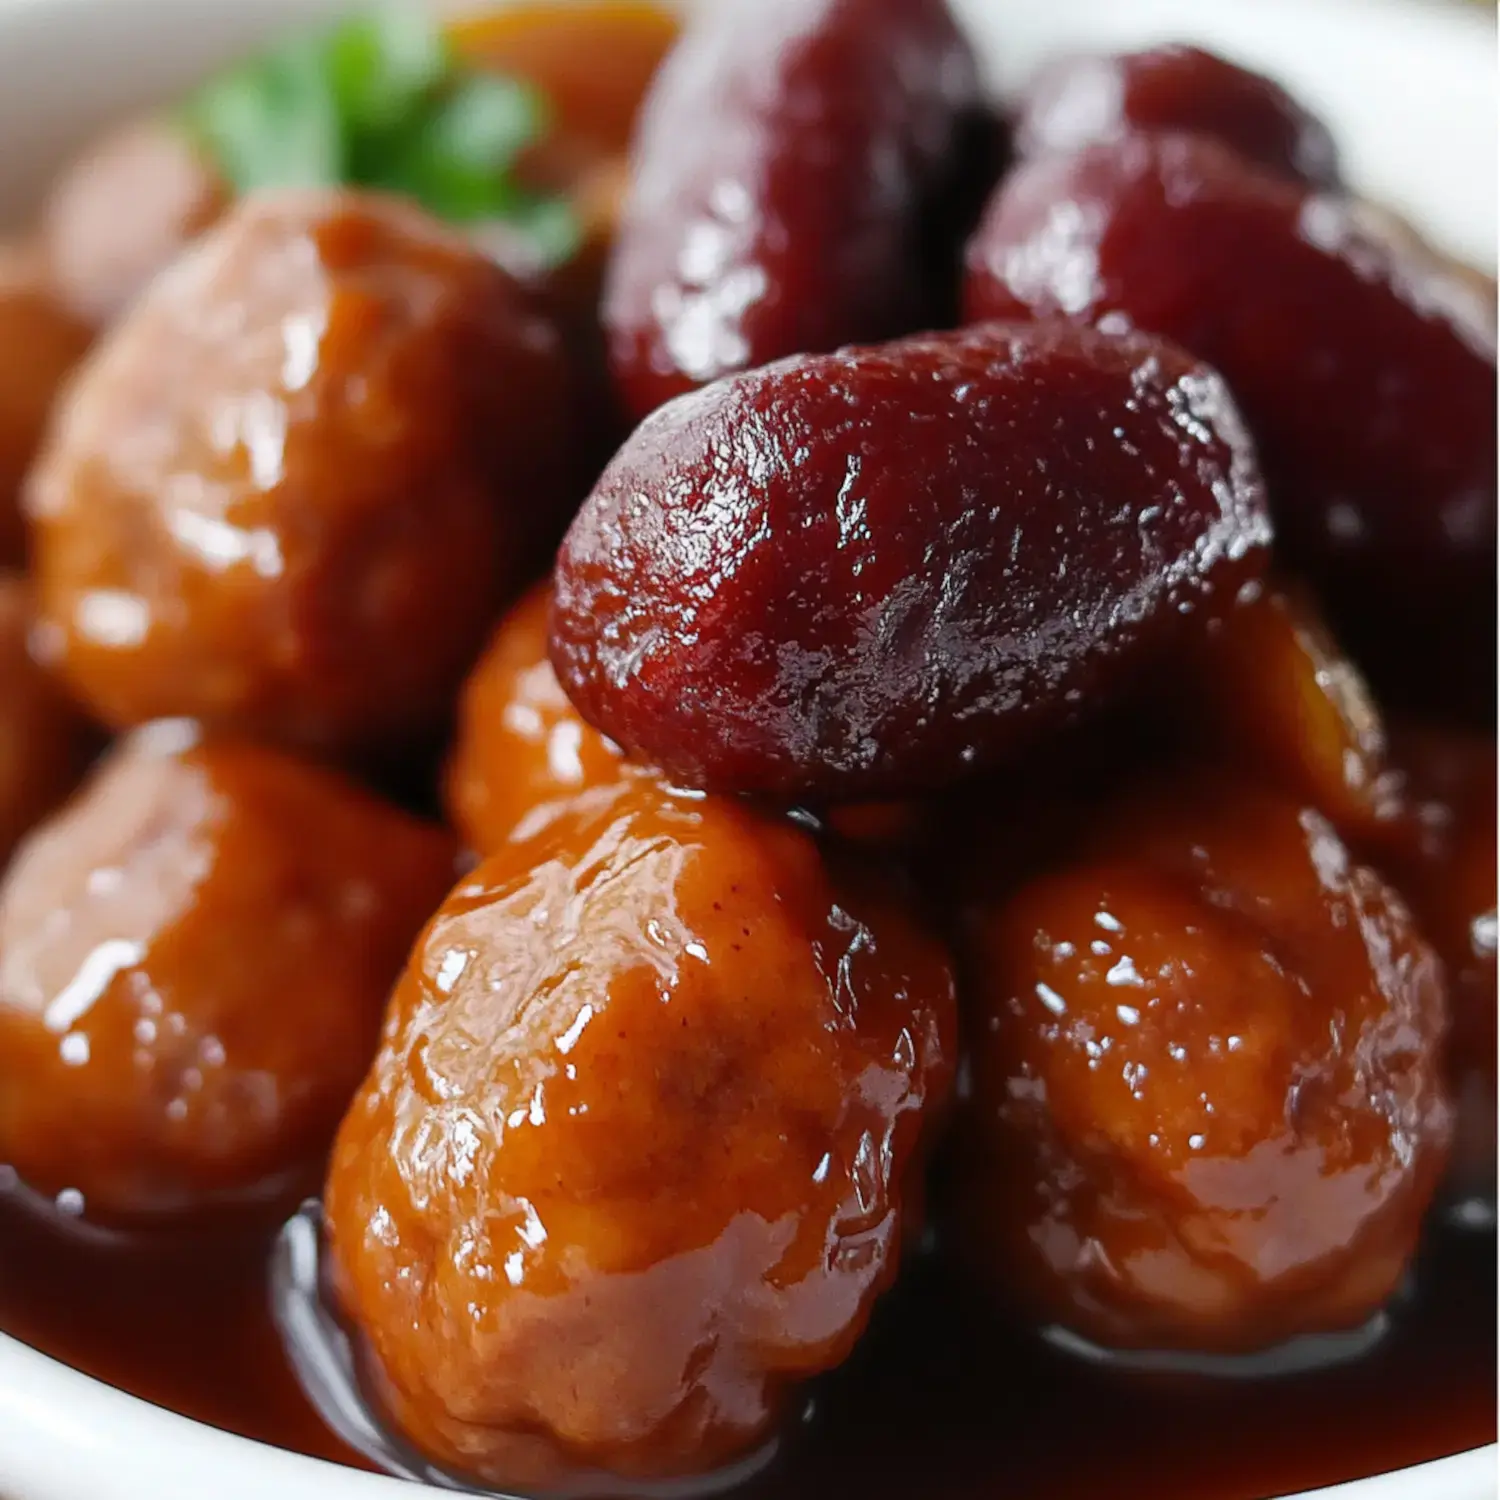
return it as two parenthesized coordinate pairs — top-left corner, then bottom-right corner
(1014, 45), (1340, 187)
(0, 724), (456, 1223)
(955, 775), (1452, 1353)
(1186, 580), (1403, 843)
(325, 777), (955, 1490)
(963, 133), (1498, 699)
(1383, 728), (1498, 1205)
(552, 320), (1271, 801)
(40, 117), (227, 329)
(603, 0), (982, 419)
(0, 245), (92, 564)
(0, 573), (97, 865)
(26, 188), (571, 757)
(0, 1190), (1491, 1500)
(445, 582), (633, 855)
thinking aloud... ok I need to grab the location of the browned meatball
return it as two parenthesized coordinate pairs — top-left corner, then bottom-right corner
(445, 583), (635, 855)
(0, 574), (96, 865)
(0, 244), (92, 565)
(955, 776), (1450, 1355)
(1382, 729), (1497, 1211)
(26, 188), (571, 758)
(39, 117), (227, 328)
(1187, 581), (1404, 842)
(0, 723), (456, 1224)
(327, 777), (955, 1489)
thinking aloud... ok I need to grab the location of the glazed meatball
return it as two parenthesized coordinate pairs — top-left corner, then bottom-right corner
(39, 117), (226, 327)
(446, 583), (633, 854)
(327, 777), (955, 1489)
(0, 244), (92, 564)
(1188, 581), (1403, 842)
(0, 574), (96, 865)
(27, 188), (570, 757)
(1014, 46), (1340, 187)
(1383, 729), (1497, 1208)
(955, 777), (1451, 1355)
(0, 723), (456, 1224)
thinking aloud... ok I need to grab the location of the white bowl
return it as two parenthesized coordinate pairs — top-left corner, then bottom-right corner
(0, 2), (1493, 1498)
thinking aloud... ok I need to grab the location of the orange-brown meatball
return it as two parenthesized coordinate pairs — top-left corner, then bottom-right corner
(0, 244), (92, 565)
(27, 188), (570, 757)
(326, 778), (954, 1489)
(445, 583), (633, 853)
(1384, 728), (1496, 1208)
(1186, 581), (1403, 842)
(0, 723), (456, 1224)
(955, 777), (1450, 1355)
(39, 117), (226, 327)
(0, 574), (97, 865)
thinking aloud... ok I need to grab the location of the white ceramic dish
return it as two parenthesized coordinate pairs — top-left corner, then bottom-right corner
(0, 1), (1493, 1498)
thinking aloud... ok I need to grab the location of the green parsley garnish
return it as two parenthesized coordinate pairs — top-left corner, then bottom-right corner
(182, 5), (578, 265)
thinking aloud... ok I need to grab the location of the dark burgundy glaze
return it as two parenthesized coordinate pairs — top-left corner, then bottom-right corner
(551, 320), (1271, 801)
(1014, 45), (1340, 186)
(603, 0), (982, 420)
(963, 133), (1498, 690)
(0, 1185), (1490, 1500)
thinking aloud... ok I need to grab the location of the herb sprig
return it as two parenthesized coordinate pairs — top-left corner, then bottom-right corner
(183, 6), (578, 265)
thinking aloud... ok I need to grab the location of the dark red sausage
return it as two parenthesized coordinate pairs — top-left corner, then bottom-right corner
(603, 0), (983, 421)
(963, 134), (1497, 656)
(551, 320), (1272, 801)
(1015, 46), (1340, 187)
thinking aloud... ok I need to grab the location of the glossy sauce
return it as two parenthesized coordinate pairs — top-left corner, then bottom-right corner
(0, 1184), (1489, 1498)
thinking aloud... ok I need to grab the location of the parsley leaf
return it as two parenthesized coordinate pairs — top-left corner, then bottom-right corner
(180, 6), (579, 264)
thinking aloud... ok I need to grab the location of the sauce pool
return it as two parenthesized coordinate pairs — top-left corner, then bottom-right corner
(0, 1182), (1490, 1499)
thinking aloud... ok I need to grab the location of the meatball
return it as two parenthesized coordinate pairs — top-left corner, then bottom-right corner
(27, 188), (570, 757)
(446, 583), (633, 855)
(1014, 46), (1340, 187)
(955, 776), (1451, 1355)
(1383, 729), (1497, 1210)
(0, 574), (97, 865)
(39, 117), (227, 328)
(326, 777), (955, 1489)
(0, 244), (92, 565)
(0, 723), (456, 1224)
(1188, 581), (1403, 842)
